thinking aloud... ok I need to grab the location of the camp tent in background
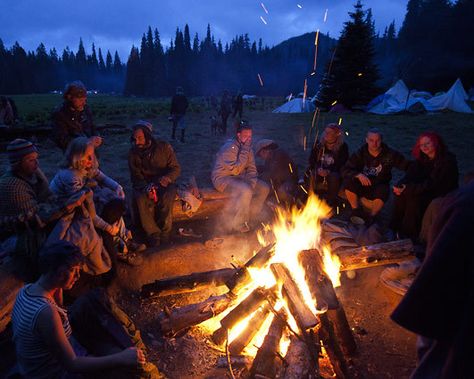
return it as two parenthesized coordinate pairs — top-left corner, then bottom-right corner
(272, 98), (315, 113)
(367, 78), (473, 114)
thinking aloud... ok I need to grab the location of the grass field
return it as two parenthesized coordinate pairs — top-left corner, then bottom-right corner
(2, 94), (474, 191)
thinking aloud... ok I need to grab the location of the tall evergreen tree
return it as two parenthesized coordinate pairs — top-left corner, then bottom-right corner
(321, 1), (379, 107)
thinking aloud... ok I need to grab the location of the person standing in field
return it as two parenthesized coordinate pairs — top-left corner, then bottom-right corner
(170, 86), (189, 143)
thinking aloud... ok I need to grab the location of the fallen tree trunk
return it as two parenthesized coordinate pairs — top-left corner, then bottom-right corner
(140, 268), (235, 298)
(270, 263), (319, 331)
(172, 188), (230, 222)
(337, 239), (414, 271)
(159, 293), (234, 336)
(250, 311), (286, 379)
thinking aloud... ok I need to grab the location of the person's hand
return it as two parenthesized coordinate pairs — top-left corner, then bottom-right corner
(243, 137), (252, 148)
(106, 222), (120, 236)
(393, 184), (406, 196)
(159, 176), (172, 188)
(317, 168), (329, 177)
(118, 347), (146, 366)
(115, 185), (125, 199)
(355, 173), (371, 186)
(90, 136), (103, 148)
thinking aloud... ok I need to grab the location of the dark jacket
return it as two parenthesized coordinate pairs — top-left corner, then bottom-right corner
(398, 151), (458, 199)
(170, 94), (189, 115)
(51, 103), (96, 151)
(260, 148), (298, 187)
(391, 182), (474, 378)
(308, 142), (349, 174)
(342, 143), (409, 186)
(128, 140), (181, 192)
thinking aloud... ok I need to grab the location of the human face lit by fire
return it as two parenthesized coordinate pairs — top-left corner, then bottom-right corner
(366, 132), (382, 155)
(324, 127), (340, 145)
(70, 95), (87, 112)
(237, 129), (252, 145)
(419, 136), (436, 159)
(80, 145), (95, 170)
(132, 129), (147, 149)
(60, 264), (81, 290)
(19, 152), (39, 177)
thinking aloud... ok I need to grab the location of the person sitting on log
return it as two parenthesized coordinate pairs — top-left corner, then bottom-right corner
(305, 123), (349, 207)
(51, 81), (103, 152)
(129, 121), (181, 247)
(212, 122), (270, 233)
(391, 180), (474, 378)
(342, 128), (409, 224)
(49, 137), (144, 270)
(255, 138), (299, 206)
(0, 139), (85, 280)
(11, 241), (145, 379)
(390, 132), (458, 241)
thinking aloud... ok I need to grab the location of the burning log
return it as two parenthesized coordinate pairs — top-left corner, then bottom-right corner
(282, 335), (314, 379)
(250, 311), (286, 378)
(337, 239), (414, 271)
(217, 355), (251, 368)
(159, 293), (234, 336)
(212, 287), (272, 346)
(270, 263), (319, 331)
(225, 243), (276, 294)
(319, 313), (348, 379)
(140, 268), (235, 298)
(299, 249), (357, 356)
(229, 304), (271, 355)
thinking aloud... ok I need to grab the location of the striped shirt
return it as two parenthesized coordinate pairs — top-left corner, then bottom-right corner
(12, 284), (72, 379)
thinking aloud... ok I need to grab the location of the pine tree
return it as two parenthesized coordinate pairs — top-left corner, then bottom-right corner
(321, 1), (379, 107)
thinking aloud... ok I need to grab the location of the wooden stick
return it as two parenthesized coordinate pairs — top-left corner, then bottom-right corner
(336, 239), (414, 271)
(270, 263), (319, 331)
(140, 268), (235, 298)
(250, 311), (286, 378)
(212, 287), (270, 346)
(282, 335), (313, 379)
(229, 304), (271, 355)
(159, 293), (233, 336)
(319, 313), (348, 379)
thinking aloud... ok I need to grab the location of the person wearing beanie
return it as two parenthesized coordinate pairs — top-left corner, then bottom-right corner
(255, 139), (299, 205)
(305, 123), (349, 207)
(128, 121), (181, 247)
(0, 139), (86, 280)
(211, 123), (270, 233)
(51, 80), (102, 152)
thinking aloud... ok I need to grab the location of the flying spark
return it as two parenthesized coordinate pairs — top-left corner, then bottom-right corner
(324, 9), (328, 22)
(257, 73), (264, 86)
(358, 72), (363, 77)
(288, 163), (294, 174)
(331, 100), (337, 106)
(297, 4), (303, 9)
(300, 185), (308, 194)
(338, 117), (343, 125)
(345, 131), (349, 136)
(310, 71), (316, 76)
(261, 3), (269, 14)
(260, 16), (268, 25)
(303, 136), (307, 151)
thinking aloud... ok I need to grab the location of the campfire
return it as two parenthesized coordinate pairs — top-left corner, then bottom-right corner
(141, 194), (414, 378)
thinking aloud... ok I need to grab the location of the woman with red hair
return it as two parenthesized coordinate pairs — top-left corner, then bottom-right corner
(390, 132), (458, 241)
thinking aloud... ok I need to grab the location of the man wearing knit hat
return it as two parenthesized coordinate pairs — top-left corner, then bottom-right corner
(255, 139), (299, 205)
(51, 81), (102, 151)
(0, 139), (86, 278)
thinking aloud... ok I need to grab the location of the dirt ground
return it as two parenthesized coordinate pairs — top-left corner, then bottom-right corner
(3, 106), (463, 378)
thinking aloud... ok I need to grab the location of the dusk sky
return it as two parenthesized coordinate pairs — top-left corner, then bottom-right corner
(1, 0), (408, 60)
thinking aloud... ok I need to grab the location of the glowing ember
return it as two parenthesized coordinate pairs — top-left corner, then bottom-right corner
(324, 8), (329, 22)
(297, 4), (303, 9)
(257, 73), (264, 86)
(260, 16), (268, 25)
(338, 117), (343, 125)
(261, 2), (269, 14)
(331, 100), (337, 106)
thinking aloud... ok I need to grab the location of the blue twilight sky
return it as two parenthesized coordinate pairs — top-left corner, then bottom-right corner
(0, 0), (407, 59)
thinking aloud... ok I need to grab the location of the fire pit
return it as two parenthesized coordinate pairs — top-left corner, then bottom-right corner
(139, 195), (415, 378)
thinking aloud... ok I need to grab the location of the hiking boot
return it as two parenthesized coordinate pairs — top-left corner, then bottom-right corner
(127, 240), (147, 253)
(117, 253), (144, 266)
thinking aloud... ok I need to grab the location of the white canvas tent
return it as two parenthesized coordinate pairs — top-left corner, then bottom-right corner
(368, 78), (472, 114)
(272, 98), (315, 113)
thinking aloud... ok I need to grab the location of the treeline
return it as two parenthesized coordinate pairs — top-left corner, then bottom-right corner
(0, 38), (124, 94)
(124, 24), (336, 97)
(375, 0), (474, 91)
